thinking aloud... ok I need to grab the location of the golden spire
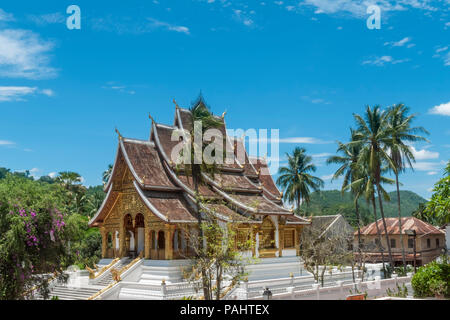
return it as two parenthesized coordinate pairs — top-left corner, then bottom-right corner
(221, 110), (227, 119)
(115, 127), (123, 140)
(173, 99), (180, 109)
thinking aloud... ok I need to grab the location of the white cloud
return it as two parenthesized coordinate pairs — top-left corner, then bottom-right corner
(147, 18), (190, 34)
(429, 102), (450, 116)
(362, 55), (410, 66)
(410, 146), (439, 160)
(0, 86), (54, 102)
(312, 152), (333, 158)
(102, 83), (136, 95)
(48, 172), (58, 178)
(0, 140), (15, 146)
(427, 171), (438, 175)
(413, 161), (442, 171)
(233, 9), (254, 26)
(0, 8), (14, 22)
(321, 174), (335, 180)
(0, 29), (57, 79)
(27, 12), (65, 25)
(384, 37), (412, 47)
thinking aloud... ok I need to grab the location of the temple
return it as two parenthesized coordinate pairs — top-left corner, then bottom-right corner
(89, 101), (310, 261)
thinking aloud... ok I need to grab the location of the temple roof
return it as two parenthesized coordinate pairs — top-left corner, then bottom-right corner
(357, 217), (445, 237)
(90, 103), (310, 227)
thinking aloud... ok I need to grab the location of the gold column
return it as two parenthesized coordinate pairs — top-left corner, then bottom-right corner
(144, 226), (150, 259)
(119, 217), (126, 257)
(278, 225), (284, 257)
(165, 224), (175, 260)
(100, 227), (107, 258)
(295, 226), (301, 256)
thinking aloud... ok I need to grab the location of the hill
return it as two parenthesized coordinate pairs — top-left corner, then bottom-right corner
(300, 190), (427, 228)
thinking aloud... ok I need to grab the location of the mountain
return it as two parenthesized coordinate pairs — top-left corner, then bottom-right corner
(300, 190), (427, 228)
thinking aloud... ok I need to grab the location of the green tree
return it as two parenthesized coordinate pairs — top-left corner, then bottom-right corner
(277, 147), (324, 214)
(425, 161), (450, 225)
(385, 103), (429, 273)
(351, 105), (395, 267)
(102, 164), (113, 186)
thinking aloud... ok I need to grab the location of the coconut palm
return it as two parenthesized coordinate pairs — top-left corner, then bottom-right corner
(178, 95), (224, 300)
(385, 103), (429, 273)
(277, 147), (324, 214)
(351, 106), (396, 267)
(327, 129), (364, 265)
(102, 164), (113, 186)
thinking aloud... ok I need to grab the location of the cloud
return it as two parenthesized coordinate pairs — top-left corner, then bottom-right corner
(0, 29), (57, 79)
(0, 140), (15, 146)
(413, 161), (442, 171)
(0, 86), (54, 102)
(429, 102), (450, 116)
(321, 174), (335, 180)
(427, 171), (438, 175)
(48, 172), (58, 178)
(384, 37), (413, 47)
(102, 83), (136, 95)
(0, 8), (14, 22)
(147, 18), (190, 34)
(362, 55), (410, 66)
(233, 9), (255, 26)
(27, 12), (65, 25)
(312, 152), (333, 158)
(410, 146), (439, 160)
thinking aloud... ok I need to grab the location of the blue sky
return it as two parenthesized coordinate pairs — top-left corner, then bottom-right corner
(0, 0), (449, 199)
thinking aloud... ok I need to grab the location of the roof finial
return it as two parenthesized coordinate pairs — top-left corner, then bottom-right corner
(173, 99), (180, 109)
(221, 110), (227, 119)
(148, 113), (155, 123)
(115, 127), (123, 140)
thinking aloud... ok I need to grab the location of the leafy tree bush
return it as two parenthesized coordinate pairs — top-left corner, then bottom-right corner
(411, 256), (450, 298)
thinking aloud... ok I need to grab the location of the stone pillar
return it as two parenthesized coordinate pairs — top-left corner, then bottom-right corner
(144, 226), (150, 259)
(251, 226), (257, 257)
(278, 225), (284, 257)
(165, 224), (175, 260)
(100, 227), (107, 258)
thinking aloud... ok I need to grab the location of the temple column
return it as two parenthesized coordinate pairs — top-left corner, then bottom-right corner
(111, 231), (116, 258)
(295, 226), (301, 256)
(251, 226), (257, 257)
(144, 225), (150, 259)
(165, 224), (175, 260)
(119, 217), (126, 257)
(278, 225), (284, 257)
(100, 227), (107, 258)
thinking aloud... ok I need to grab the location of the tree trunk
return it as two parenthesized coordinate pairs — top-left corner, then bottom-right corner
(396, 174), (407, 274)
(371, 195), (385, 271)
(355, 199), (362, 268)
(193, 165), (211, 300)
(376, 183), (394, 269)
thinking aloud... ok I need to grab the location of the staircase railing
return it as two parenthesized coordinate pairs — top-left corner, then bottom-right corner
(87, 255), (143, 300)
(86, 258), (119, 279)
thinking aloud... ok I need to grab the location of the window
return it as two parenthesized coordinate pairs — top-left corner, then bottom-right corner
(436, 238), (440, 248)
(427, 238), (431, 248)
(408, 239), (414, 249)
(390, 239), (396, 248)
(284, 229), (295, 248)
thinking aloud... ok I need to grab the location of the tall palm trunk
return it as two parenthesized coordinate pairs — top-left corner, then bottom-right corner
(395, 174), (407, 274)
(371, 195), (385, 271)
(354, 199), (362, 268)
(376, 183), (394, 268)
(193, 165), (211, 300)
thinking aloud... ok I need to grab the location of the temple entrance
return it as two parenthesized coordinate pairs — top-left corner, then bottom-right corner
(260, 217), (277, 258)
(124, 214), (135, 257)
(135, 213), (145, 256)
(158, 231), (165, 259)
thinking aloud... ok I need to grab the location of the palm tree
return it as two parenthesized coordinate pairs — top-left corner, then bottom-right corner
(277, 147), (324, 214)
(177, 96), (224, 300)
(103, 164), (113, 186)
(327, 129), (364, 266)
(385, 103), (429, 273)
(351, 106), (396, 268)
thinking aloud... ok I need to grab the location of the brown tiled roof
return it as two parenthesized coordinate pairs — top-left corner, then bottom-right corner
(250, 157), (282, 200)
(122, 139), (177, 189)
(357, 217), (445, 236)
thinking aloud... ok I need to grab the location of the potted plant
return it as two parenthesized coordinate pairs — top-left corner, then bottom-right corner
(429, 279), (447, 299)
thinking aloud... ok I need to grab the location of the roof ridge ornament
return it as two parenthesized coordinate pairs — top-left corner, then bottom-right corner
(149, 113), (155, 124)
(115, 127), (123, 140)
(221, 110), (227, 119)
(173, 99), (180, 109)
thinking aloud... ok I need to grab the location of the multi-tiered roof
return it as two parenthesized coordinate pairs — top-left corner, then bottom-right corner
(89, 102), (309, 227)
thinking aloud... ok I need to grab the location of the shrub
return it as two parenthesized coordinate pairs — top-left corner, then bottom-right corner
(411, 256), (450, 298)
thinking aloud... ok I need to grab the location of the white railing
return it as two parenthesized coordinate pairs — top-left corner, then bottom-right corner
(244, 274), (413, 300)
